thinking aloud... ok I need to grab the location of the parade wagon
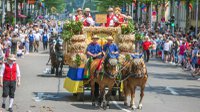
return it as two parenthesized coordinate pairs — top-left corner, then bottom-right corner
(63, 24), (136, 100)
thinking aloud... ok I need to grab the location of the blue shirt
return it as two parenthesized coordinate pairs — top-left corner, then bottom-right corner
(42, 34), (48, 42)
(28, 34), (34, 43)
(86, 43), (102, 58)
(103, 43), (119, 59)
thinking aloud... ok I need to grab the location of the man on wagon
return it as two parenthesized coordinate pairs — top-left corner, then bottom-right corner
(86, 35), (102, 59)
(103, 36), (119, 60)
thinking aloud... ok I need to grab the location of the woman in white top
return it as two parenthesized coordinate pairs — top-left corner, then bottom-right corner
(163, 39), (171, 63)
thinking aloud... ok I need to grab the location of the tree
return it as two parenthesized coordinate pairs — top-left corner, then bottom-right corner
(44, 0), (66, 14)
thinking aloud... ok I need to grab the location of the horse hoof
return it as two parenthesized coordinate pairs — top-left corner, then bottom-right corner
(102, 102), (107, 110)
(138, 104), (143, 110)
(130, 105), (137, 110)
(124, 102), (128, 106)
(92, 102), (96, 106)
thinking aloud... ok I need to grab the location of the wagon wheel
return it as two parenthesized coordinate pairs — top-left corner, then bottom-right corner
(77, 93), (84, 101)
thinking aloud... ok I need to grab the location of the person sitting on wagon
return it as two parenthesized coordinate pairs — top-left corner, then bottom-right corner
(86, 35), (102, 59)
(73, 8), (85, 22)
(105, 8), (118, 27)
(83, 8), (95, 27)
(103, 36), (119, 58)
(103, 36), (119, 62)
(114, 7), (132, 27)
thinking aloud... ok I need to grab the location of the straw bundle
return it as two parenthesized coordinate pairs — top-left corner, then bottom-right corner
(119, 43), (134, 52)
(64, 53), (87, 67)
(70, 35), (86, 43)
(68, 42), (87, 53)
(118, 34), (135, 43)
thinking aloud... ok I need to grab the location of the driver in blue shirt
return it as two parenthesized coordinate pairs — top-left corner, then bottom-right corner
(86, 35), (102, 59)
(103, 36), (119, 59)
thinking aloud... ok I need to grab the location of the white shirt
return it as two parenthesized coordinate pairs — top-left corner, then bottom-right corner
(0, 63), (21, 77)
(163, 42), (170, 51)
(86, 17), (95, 26)
(34, 33), (41, 41)
(108, 15), (118, 27)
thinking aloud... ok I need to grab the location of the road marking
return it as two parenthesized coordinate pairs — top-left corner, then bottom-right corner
(166, 87), (179, 95)
(111, 97), (131, 112)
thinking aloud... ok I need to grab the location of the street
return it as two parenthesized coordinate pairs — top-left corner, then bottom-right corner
(0, 48), (199, 112)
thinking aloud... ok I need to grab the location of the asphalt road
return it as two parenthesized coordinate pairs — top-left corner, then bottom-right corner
(0, 49), (200, 112)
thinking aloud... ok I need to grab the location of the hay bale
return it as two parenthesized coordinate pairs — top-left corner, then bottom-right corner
(118, 34), (135, 43)
(68, 42), (87, 53)
(71, 35), (86, 42)
(119, 43), (134, 52)
(64, 53), (87, 67)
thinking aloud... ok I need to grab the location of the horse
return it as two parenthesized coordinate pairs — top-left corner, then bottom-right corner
(50, 37), (64, 77)
(90, 58), (119, 110)
(122, 53), (148, 110)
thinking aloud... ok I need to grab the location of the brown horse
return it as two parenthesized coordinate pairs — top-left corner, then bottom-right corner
(122, 54), (148, 110)
(90, 58), (119, 109)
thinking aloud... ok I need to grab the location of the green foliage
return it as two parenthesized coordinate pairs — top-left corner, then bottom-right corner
(5, 15), (15, 26)
(135, 32), (144, 42)
(44, 0), (66, 14)
(62, 21), (83, 41)
(75, 54), (81, 67)
(121, 20), (135, 34)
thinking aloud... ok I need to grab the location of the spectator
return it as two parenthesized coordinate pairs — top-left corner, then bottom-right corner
(34, 31), (41, 52)
(142, 36), (152, 62)
(24, 36), (29, 54)
(178, 42), (186, 66)
(28, 30), (34, 52)
(42, 30), (49, 50)
(163, 39), (171, 63)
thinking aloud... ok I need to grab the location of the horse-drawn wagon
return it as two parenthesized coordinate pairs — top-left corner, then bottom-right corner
(62, 20), (147, 110)
(63, 27), (124, 100)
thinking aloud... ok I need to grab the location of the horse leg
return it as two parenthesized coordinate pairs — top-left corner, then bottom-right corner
(51, 66), (55, 74)
(59, 62), (63, 77)
(130, 87), (137, 110)
(91, 81), (96, 106)
(55, 66), (59, 77)
(123, 81), (128, 106)
(105, 82), (115, 108)
(99, 85), (106, 109)
(138, 86), (145, 110)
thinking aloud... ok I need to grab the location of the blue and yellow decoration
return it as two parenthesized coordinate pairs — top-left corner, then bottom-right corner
(63, 67), (85, 93)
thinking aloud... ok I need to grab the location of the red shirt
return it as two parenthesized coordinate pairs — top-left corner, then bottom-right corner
(3, 63), (17, 81)
(179, 45), (186, 55)
(114, 15), (124, 27)
(105, 15), (114, 27)
(142, 41), (151, 50)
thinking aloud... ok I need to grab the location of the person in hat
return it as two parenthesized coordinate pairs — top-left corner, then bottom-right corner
(73, 8), (84, 22)
(105, 8), (118, 27)
(0, 55), (21, 112)
(86, 35), (102, 97)
(83, 8), (95, 26)
(114, 7), (132, 27)
(86, 35), (102, 59)
(103, 36), (119, 59)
